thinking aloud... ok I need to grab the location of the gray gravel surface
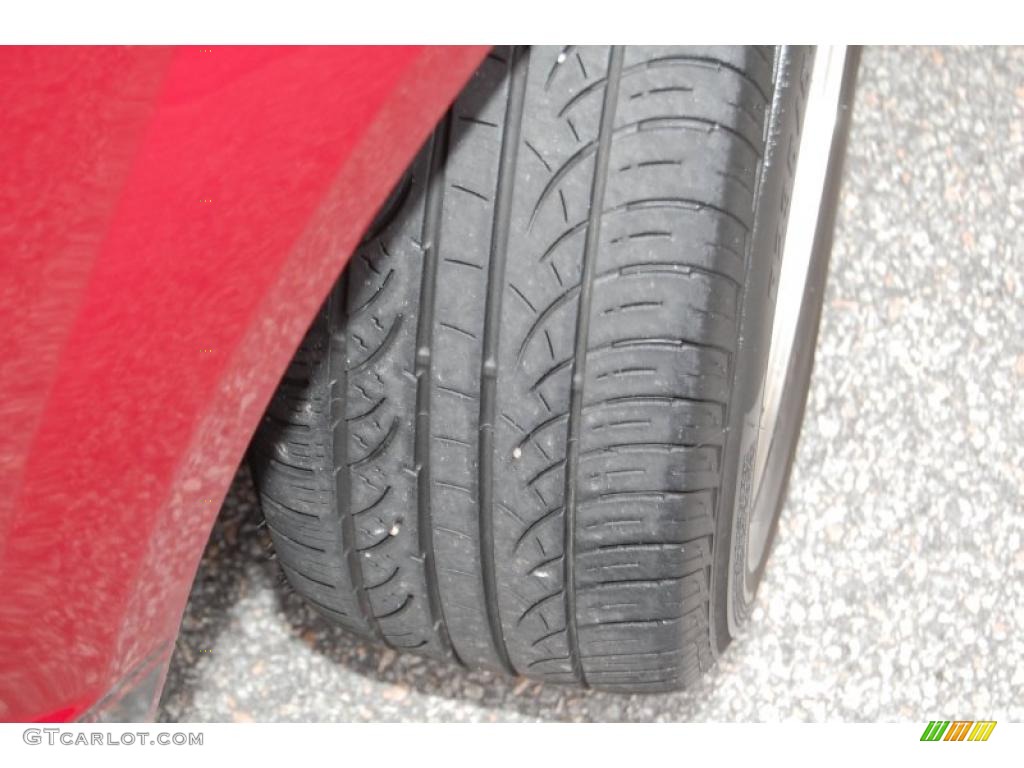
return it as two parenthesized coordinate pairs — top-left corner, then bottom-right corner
(158, 46), (1024, 722)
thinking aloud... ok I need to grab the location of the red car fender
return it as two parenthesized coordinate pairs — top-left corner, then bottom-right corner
(0, 45), (487, 722)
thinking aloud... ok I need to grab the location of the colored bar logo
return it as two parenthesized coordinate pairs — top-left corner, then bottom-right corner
(920, 721), (997, 741)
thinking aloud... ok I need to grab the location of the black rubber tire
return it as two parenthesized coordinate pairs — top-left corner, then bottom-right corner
(250, 45), (838, 693)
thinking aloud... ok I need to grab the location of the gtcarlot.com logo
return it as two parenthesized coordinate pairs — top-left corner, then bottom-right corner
(23, 728), (203, 746)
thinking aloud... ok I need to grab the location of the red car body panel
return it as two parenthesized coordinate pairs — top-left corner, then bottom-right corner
(0, 45), (487, 722)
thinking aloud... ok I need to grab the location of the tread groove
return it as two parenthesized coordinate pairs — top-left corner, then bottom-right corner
(561, 45), (625, 688)
(478, 45), (530, 676)
(414, 113), (461, 663)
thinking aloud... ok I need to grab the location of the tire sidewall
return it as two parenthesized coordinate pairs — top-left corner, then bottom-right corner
(711, 46), (815, 651)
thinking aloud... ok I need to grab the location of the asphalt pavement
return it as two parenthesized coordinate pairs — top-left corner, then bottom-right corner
(157, 46), (1024, 722)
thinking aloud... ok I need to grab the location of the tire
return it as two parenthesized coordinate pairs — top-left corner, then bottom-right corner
(250, 45), (857, 692)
